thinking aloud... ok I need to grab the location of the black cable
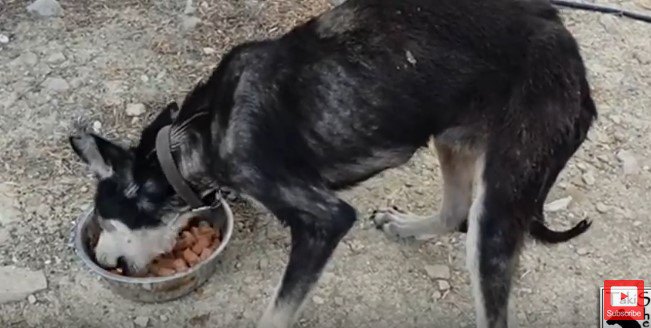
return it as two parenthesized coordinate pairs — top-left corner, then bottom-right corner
(550, 0), (651, 23)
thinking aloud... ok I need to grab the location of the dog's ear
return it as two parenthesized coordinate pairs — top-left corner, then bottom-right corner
(69, 133), (132, 179)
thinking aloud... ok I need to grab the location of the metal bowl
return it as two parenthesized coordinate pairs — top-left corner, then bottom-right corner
(70, 199), (234, 303)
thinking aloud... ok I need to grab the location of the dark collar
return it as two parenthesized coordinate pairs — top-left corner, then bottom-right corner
(155, 125), (207, 209)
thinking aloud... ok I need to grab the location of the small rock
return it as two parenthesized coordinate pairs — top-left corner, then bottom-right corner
(134, 316), (149, 327)
(616, 150), (640, 175)
(405, 50), (417, 65)
(26, 0), (64, 17)
(43, 77), (69, 92)
(0, 266), (48, 304)
(92, 121), (102, 133)
(424, 264), (450, 280)
(125, 103), (146, 116)
(334, 296), (344, 306)
(20, 52), (39, 66)
(576, 248), (589, 256)
(0, 184), (21, 226)
(432, 291), (442, 299)
(610, 115), (622, 124)
(596, 202), (609, 213)
(140, 75), (149, 83)
(437, 280), (450, 291)
(0, 34), (9, 44)
(312, 295), (324, 305)
(181, 16), (201, 31)
(159, 315), (168, 322)
(202, 47), (216, 55)
(184, 0), (196, 14)
(46, 52), (65, 63)
(633, 220), (642, 227)
(581, 172), (595, 186)
(27, 294), (36, 304)
(258, 258), (269, 270)
(638, 0), (651, 9)
(544, 196), (572, 212)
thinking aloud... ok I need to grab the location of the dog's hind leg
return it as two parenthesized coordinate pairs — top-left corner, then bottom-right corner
(372, 141), (477, 240)
(250, 185), (356, 328)
(466, 154), (525, 328)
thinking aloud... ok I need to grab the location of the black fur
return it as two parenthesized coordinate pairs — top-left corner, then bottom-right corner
(70, 0), (597, 326)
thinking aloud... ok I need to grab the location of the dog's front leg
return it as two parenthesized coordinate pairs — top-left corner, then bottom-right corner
(254, 190), (356, 328)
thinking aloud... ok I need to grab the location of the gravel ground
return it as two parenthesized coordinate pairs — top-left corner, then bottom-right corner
(0, 0), (650, 327)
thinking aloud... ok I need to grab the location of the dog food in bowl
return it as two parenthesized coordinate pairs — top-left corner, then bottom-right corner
(106, 219), (222, 277)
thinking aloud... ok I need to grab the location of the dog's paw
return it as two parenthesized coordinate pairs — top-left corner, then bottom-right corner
(370, 206), (440, 240)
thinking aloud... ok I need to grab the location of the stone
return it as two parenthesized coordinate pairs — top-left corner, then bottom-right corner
(616, 150), (640, 175)
(437, 280), (450, 291)
(258, 258), (268, 270)
(0, 266), (48, 304)
(432, 291), (442, 299)
(46, 52), (65, 63)
(544, 196), (572, 212)
(20, 52), (39, 66)
(581, 172), (595, 186)
(0, 184), (21, 226)
(43, 77), (69, 92)
(202, 47), (216, 55)
(312, 295), (325, 305)
(134, 316), (149, 327)
(1, 91), (18, 110)
(27, 294), (36, 304)
(92, 121), (102, 133)
(424, 264), (450, 280)
(181, 16), (201, 31)
(596, 203), (609, 213)
(576, 248), (589, 256)
(159, 315), (168, 322)
(125, 103), (146, 116)
(405, 50), (417, 65)
(184, 0), (196, 14)
(26, 0), (64, 17)
(0, 34), (8, 44)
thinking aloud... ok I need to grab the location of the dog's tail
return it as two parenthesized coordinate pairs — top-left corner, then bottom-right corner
(528, 216), (592, 243)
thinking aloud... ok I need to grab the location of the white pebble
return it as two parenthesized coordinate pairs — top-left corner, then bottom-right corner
(202, 47), (217, 55)
(424, 264), (450, 280)
(125, 103), (146, 116)
(544, 196), (572, 212)
(92, 121), (102, 133)
(134, 316), (149, 327)
(26, 0), (64, 17)
(0, 34), (9, 44)
(312, 295), (325, 305)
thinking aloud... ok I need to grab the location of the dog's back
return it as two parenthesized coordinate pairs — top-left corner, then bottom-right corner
(220, 0), (595, 191)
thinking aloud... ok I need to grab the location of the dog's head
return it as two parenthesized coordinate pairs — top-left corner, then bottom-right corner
(70, 102), (189, 275)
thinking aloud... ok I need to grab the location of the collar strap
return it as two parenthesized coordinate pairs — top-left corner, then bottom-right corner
(155, 125), (205, 209)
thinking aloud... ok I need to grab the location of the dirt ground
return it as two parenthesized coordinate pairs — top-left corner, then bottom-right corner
(0, 0), (649, 327)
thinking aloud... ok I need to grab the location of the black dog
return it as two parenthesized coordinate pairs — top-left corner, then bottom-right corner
(69, 0), (596, 326)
